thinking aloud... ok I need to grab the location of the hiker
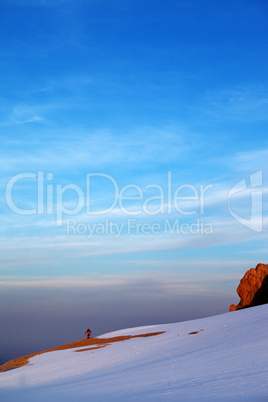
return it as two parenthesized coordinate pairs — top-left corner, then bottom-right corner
(85, 328), (91, 339)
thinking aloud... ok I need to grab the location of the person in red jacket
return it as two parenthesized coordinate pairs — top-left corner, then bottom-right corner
(85, 328), (91, 339)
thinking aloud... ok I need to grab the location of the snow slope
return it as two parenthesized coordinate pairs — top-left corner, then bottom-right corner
(0, 305), (268, 401)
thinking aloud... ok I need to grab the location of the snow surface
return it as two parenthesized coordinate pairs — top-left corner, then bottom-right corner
(0, 305), (268, 401)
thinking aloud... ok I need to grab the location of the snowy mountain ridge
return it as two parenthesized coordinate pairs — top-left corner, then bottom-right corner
(1, 305), (268, 401)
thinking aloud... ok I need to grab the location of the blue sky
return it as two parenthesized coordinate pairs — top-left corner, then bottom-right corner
(0, 0), (268, 345)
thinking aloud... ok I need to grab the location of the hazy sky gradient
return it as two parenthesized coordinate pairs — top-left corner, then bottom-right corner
(0, 0), (268, 362)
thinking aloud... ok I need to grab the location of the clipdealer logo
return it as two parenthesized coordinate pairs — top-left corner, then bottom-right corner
(227, 171), (263, 233)
(66, 218), (213, 238)
(4, 170), (264, 234)
(5, 171), (213, 223)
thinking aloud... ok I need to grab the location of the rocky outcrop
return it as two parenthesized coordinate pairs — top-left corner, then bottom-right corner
(230, 263), (268, 311)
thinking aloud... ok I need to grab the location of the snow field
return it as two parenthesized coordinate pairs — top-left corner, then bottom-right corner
(0, 305), (268, 401)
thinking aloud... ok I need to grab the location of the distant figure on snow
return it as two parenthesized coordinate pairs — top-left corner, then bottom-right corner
(85, 328), (91, 339)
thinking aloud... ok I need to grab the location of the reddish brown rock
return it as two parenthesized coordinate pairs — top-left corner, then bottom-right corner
(230, 263), (268, 311)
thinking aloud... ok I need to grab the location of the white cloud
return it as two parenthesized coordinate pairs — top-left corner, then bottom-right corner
(0, 214), (267, 271)
(234, 149), (268, 173)
(201, 86), (268, 121)
(0, 124), (190, 172)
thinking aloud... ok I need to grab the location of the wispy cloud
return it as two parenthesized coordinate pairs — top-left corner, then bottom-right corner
(1, 141), (268, 274)
(200, 86), (268, 121)
(0, 124), (190, 172)
(234, 149), (268, 173)
(1, 214), (267, 272)
(1, 102), (66, 127)
(0, 271), (238, 298)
